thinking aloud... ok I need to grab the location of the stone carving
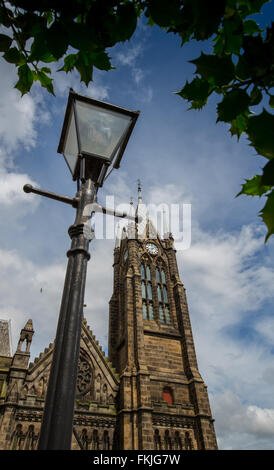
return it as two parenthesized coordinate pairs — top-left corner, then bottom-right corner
(77, 359), (92, 396)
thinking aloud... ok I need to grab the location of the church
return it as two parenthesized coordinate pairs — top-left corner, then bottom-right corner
(0, 185), (218, 450)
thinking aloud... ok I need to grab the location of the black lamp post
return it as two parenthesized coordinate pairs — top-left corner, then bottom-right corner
(24, 89), (139, 450)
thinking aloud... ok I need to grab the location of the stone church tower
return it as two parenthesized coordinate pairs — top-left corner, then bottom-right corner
(0, 187), (217, 450)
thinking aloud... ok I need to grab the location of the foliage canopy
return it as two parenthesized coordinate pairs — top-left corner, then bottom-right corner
(0, 0), (273, 239)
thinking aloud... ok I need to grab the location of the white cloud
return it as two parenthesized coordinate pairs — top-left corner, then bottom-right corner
(181, 224), (274, 329)
(255, 316), (274, 345)
(212, 391), (274, 449)
(0, 171), (38, 207)
(174, 221), (274, 448)
(0, 248), (66, 360)
(114, 43), (143, 66)
(133, 67), (145, 84)
(139, 86), (153, 103)
(112, 41), (152, 101)
(0, 60), (46, 218)
(0, 61), (37, 156)
(0, 238), (115, 362)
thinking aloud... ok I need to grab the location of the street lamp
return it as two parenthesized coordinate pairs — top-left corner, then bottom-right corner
(23, 89), (139, 450)
(58, 88), (139, 186)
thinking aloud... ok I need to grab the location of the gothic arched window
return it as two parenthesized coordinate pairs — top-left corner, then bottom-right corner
(156, 266), (171, 324)
(81, 429), (89, 450)
(91, 429), (99, 450)
(24, 425), (35, 450)
(154, 429), (161, 450)
(103, 430), (110, 450)
(140, 260), (172, 324)
(174, 431), (182, 450)
(141, 262), (154, 320)
(164, 430), (172, 450)
(185, 431), (193, 450)
(11, 424), (23, 450)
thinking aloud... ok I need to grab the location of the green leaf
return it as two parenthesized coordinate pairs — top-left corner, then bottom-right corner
(0, 5), (14, 28)
(36, 71), (55, 95)
(29, 34), (57, 63)
(3, 47), (25, 65)
(223, 12), (242, 34)
(249, 86), (262, 106)
(259, 190), (274, 242)
(235, 55), (251, 80)
(229, 111), (249, 139)
(40, 67), (51, 74)
(223, 13), (243, 54)
(183, 0), (226, 41)
(224, 6), (235, 19)
(236, 175), (271, 197)
(46, 21), (68, 60)
(40, 51), (58, 63)
(238, 0), (269, 17)
(213, 30), (225, 55)
(67, 22), (95, 51)
(91, 51), (113, 71)
(0, 34), (12, 52)
(261, 159), (274, 186)
(75, 52), (93, 86)
(115, 3), (138, 42)
(147, 0), (181, 28)
(225, 33), (243, 55)
(175, 77), (211, 109)
(43, 10), (54, 25)
(246, 109), (274, 159)
(62, 50), (114, 84)
(242, 35), (270, 78)
(217, 89), (250, 123)
(269, 95), (274, 108)
(14, 64), (34, 95)
(58, 53), (78, 73)
(190, 53), (235, 87)
(243, 19), (262, 34)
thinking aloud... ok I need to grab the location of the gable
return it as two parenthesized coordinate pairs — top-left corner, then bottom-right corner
(24, 318), (119, 405)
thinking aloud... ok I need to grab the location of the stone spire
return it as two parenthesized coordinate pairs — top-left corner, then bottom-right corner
(115, 222), (122, 249)
(135, 180), (148, 239)
(128, 197), (135, 239)
(162, 206), (171, 239)
(137, 179), (143, 203)
(17, 319), (34, 353)
(6, 319), (34, 402)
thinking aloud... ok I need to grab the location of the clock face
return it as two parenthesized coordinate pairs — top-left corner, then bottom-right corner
(146, 242), (158, 255)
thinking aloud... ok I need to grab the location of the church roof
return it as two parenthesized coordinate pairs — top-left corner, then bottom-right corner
(28, 317), (119, 388)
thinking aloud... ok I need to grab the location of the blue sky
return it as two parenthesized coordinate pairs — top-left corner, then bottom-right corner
(0, 3), (274, 450)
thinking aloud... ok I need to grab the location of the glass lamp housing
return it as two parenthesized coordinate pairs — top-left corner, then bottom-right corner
(58, 89), (140, 186)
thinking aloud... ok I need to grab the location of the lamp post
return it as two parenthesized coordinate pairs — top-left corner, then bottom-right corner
(23, 89), (139, 450)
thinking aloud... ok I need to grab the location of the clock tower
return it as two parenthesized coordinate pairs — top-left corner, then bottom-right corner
(108, 184), (218, 450)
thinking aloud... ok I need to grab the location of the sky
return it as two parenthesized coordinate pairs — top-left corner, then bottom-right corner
(0, 3), (274, 450)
